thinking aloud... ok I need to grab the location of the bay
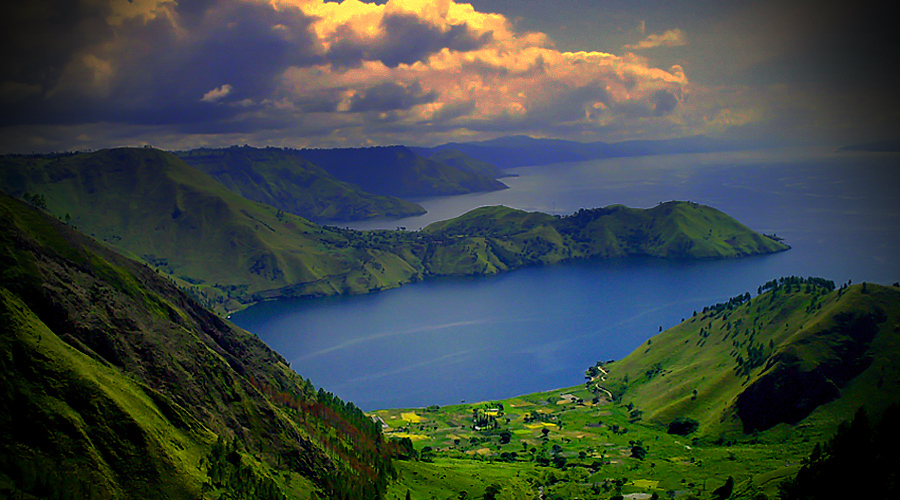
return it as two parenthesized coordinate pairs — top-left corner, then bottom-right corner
(231, 147), (900, 410)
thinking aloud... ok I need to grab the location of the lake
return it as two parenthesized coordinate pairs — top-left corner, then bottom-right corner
(231, 147), (900, 410)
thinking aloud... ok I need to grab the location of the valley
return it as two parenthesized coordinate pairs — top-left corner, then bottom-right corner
(372, 280), (900, 499)
(1, 143), (898, 500)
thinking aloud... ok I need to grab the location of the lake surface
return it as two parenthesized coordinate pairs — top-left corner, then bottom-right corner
(231, 147), (900, 410)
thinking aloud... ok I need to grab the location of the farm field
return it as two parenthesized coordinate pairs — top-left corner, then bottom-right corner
(375, 385), (805, 499)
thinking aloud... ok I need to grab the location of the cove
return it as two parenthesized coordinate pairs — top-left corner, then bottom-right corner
(231, 147), (900, 410)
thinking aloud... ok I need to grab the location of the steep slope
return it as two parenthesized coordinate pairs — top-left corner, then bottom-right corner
(602, 278), (900, 439)
(295, 145), (508, 198)
(0, 192), (395, 499)
(420, 149), (508, 178)
(177, 146), (426, 221)
(0, 148), (425, 312)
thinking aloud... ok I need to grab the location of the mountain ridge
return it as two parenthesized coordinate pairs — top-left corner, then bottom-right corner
(177, 145), (427, 222)
(1, 147), (787, 314)
(420, 134), (747, 168)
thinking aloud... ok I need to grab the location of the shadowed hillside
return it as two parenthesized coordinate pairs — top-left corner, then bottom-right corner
(295, 145), (508, 197)
(177, 145), (426, 222)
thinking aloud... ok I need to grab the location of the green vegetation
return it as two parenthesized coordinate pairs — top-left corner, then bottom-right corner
(421, 203), (788, 276)
(177, 146), (426, 222)
(422, 149), (509, 179)
(0, 183), (895, 499)
(0, 193), (395, 499)
(372, 280), (900, 499)
(294, 145), (508, 198)
(0, 149), (787, 314)
(777, 405), (899, 499)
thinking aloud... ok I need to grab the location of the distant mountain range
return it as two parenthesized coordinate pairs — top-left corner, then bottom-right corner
(176, 145), (508, 223)
(838, 139), (900, 152)
(415, 134), (747, 168)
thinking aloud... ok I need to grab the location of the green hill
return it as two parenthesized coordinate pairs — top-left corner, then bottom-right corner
(603, 279), (900, 439)
(295, 145), (508, 198)
(0, 148), (428, 312)
(176, 146), (426, 222)
(0, 192), (396, 499)
(370, 280), (900, 499)
(0, 149), (787, 313)
(420, 202), (789, 275)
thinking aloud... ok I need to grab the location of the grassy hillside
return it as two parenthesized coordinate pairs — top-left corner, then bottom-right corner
(421, 149), (509, 178)
(177, 146), (426, 222)
(0, 192), (397, 499)
(372, 280), (900, 499)
(0, 149), (787, 313)
(420, 202), (789, 275)
(295, 146), (508, 198)
(0, 148), (428, 312)
(603, 279), (900, 439)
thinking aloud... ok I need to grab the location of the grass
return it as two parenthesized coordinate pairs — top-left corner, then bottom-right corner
(1, 193), (395, 499)
(0, 288), (214, 499)
(1, 149), (788, 315)
(176, 146), (427, 222)
(374, 281), (900, 499)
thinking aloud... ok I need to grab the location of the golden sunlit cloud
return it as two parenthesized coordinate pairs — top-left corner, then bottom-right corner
(267, 0), (689, 142)
(0, 0), (702, 150)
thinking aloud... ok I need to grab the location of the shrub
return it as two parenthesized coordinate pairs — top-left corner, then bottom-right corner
(667, 417), (700, 435)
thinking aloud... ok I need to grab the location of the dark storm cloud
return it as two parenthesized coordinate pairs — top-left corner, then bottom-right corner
(0, 0), (693, 152)
(0, 0), (321, 129)
(327, 12), (491, 68)
(348, 82), (438, 113)
(652, 90), (679, 116)
(0, 1), (111, 87)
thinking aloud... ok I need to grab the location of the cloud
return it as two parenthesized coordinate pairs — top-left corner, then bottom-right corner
(624, 29), (687, 50)
(346, 81), (438, 113)
(201, 84), (233, 103)
(0, 0), (694, 151)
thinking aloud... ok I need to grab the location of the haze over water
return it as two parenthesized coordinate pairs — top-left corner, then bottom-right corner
(232, 147), (900, 410)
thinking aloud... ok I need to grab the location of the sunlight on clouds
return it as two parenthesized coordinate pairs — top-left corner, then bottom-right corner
(268, 0), (689, 139)
(201, 84), (234, 103)
(1, 0), (698, 150)
(106, 0), (176, 25)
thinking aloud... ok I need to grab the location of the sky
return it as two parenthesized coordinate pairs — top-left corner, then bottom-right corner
(0, 0), (896, 153)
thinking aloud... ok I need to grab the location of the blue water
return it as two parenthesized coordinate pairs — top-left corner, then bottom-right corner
(231, 147), (900, 410)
